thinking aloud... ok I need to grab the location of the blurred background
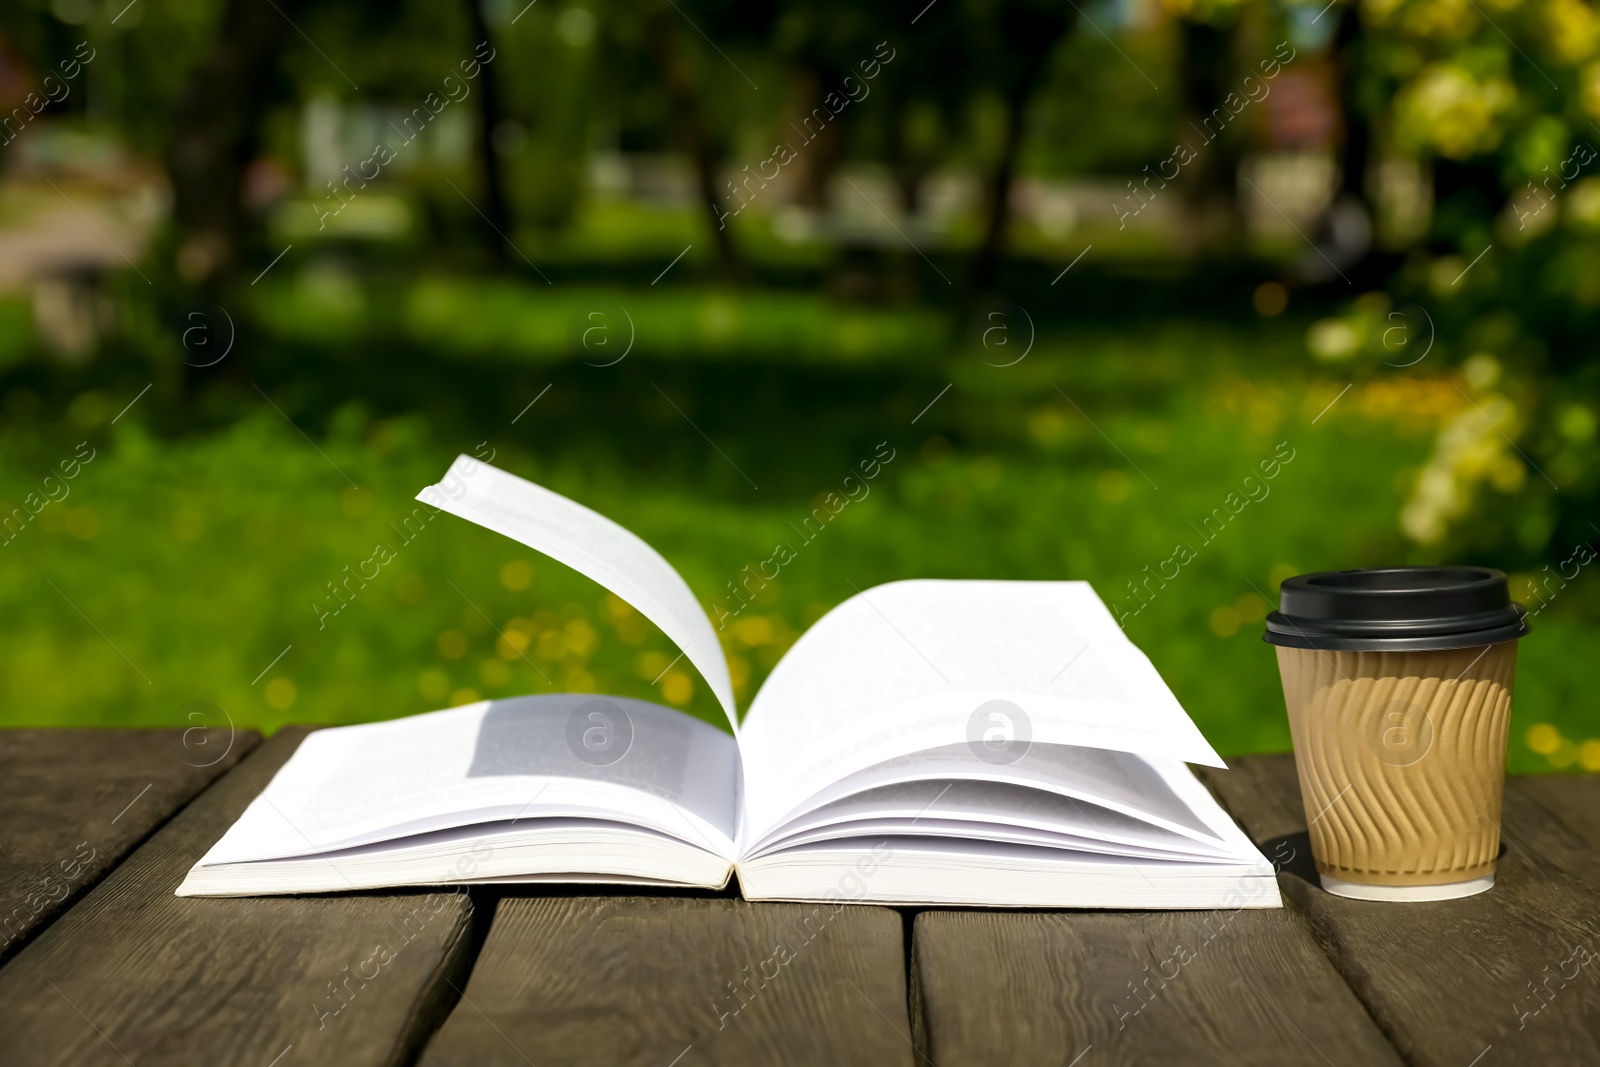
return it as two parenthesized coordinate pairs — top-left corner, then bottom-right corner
(0, 0), (1595, 772)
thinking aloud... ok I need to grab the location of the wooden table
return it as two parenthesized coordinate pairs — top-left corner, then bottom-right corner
(1, 728), (1596, 1066)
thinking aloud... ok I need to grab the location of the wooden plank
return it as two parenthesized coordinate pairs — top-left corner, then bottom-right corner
(915, 907), (1404, 1066)
(1200, 755), (1600, 1066)
(0, 727), (258, 965)
(0, 728), (477, 1067)
(418, 896), (916, 1067)
(1518, 773), (1600, 852)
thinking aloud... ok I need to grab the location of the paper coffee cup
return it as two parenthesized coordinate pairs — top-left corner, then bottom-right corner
(1263, 567), (1529, 901)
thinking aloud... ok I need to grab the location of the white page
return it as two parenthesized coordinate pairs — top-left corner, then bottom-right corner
(746, 744), (1230, 854)
(760, 742), (1221, 837)
(737, 580), (1223, 839)
(738, 837), (1278, 910)
(194, 696), (740, 868)
(180, 819), (733, 896)
(753, 819), (1233, 863)
(747, 778), (1239, 860)
(417, 456), (738, 731)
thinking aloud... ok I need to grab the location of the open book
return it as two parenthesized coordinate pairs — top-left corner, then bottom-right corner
(179, 456), (1279, 909)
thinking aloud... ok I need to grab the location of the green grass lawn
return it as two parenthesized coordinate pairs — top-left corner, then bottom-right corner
(1, 269), (1593, 776)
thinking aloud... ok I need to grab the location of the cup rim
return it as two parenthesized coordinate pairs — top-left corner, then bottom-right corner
(1263, 565), (1530, 651)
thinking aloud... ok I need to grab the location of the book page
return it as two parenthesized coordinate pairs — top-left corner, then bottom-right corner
(746, 743), (1226, 849)
(746, 777), (1240, 861)
(736, 580), (1223, 839)
(195, 696), (740, 867)
(417, 456), (738, 732)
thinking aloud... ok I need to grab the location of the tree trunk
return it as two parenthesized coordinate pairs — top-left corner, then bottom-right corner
(167, 0), (306, 285)
(1333, 9), (1370, 219)
(969, 9), (1065, 296)
(970, 78), (1033, 294)
(885, 89), (930, 218)
(463, 0), (513, 267)
(1431, 156), (1504, 239)
(648, 11), (739, 274)
(1321, 5), (1378, 278)
(1177, 19), (1242, 258)
(788, 64), (848, 212)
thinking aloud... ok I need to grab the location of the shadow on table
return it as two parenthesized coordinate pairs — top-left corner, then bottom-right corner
(1263, 830), (1509, 893)
(1264, 831), (1320, 888)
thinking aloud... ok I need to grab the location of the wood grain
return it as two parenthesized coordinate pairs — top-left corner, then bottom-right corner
(1200, 755), (1600, 1066)
(915, 906), (1403, 1066)
(0, 727), (476, 1067)
(1518, 773), (1600, 854)
(418, 895), (915, 1067)
(0, 727), (257, 965)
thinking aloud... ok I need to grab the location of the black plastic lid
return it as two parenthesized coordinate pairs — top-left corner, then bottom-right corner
(1263, 566), (1530, 652)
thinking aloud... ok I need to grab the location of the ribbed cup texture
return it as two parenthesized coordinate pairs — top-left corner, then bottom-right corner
(1275, 642), (1517, 886)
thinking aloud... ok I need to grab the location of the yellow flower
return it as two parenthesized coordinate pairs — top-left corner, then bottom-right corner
(1567, 177), (1600, 229)
(1160, 0), (1251, 18)
(1363, 0), (1405, 27)
(1208, 606), (1241, 638)
(437, 629), (469, 659)
(500, 559), (534, 591)
(636, 650), (672, 681)
(1584, 61), (1600, 121)
(728, 653), (751, 699)
(496, 630), (531, 660)
(562, 619), (597, 658)
(1396, 0), (1477, 37)
(1395, 64), (1515, 160)
(1400, 387), (1523, 544)
(1235, 593), (1269, 624)
(661, 670), (694, 705)
(734, 616), (775, 647)
(1028, 406), (1068, 445)
(418, 670), (450, 701)
(1095, 469), (1131, 503)
(1307, 318), (1361, 362)
(1526, 722), (1561, 755)
(1544, 0), (1600, 64)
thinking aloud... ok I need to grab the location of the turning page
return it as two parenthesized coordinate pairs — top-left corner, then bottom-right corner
(417, 456), (739, 732)
(736, 580), (1224, 838)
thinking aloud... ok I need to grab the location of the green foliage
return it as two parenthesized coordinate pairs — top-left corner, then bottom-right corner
(1027, 22), (1181, 176)
(1, 0), (1595, 781)
(1, 272), (1589, 773)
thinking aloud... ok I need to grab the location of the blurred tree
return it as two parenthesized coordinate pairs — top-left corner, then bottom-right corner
(880, 66), (957, 219)
(770, 0), (885, 211)
(1175, 13), (1243, 256)
(496, 3), (596, 232)
(866, 8), (968, 223)
(1321, 0), (1600, 566)
(966, 0), (1073, 293)
(656, 18), (740, 267)
(167, 0), (308, 285)
(1330, 5), (1376, 274)
(462, 0), (512, 266)
(625, 0), (775, 274)
(647, 3), (739, 270)
(1025, 19), (1179, 179)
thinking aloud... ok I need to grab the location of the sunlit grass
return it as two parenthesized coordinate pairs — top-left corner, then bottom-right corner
(0, 282), (1591, 777)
